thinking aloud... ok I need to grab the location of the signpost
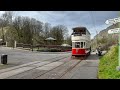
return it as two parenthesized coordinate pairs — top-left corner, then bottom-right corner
(105, 16), (120, 71)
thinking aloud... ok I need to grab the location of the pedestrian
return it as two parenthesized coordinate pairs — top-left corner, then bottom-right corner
(98, 46), (102, 56)
(96, 48), (98, 55)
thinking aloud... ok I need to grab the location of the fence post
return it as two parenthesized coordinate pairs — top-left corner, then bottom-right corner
(6, 41), (7, 47)
(14, 41), (17, 48)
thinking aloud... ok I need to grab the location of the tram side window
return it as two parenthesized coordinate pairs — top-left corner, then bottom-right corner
(75, 42), (80, 48)
(72, 42), (75, 48)
(81, 42), (83, 48)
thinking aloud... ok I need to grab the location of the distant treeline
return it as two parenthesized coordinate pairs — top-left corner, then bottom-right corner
(0, 11), (72, 47)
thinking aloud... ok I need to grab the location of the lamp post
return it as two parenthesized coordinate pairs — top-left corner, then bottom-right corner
(32, 38), (33, 52)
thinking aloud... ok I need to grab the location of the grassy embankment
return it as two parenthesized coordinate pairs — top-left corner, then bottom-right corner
(98, 45), (120, 79)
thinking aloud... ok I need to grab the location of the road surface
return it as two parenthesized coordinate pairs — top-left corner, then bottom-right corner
(0, 47), (71, 69)
(0, 47), (105, 79)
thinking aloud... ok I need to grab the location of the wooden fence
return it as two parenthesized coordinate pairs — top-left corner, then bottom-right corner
(16, 43), (72, 51)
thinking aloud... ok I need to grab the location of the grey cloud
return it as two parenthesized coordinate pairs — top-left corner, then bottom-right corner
(1, 11), (118, 38)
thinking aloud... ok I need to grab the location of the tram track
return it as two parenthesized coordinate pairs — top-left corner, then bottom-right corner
(2, 52), (100, 79)
(4, 55), (70, 79)
(35, 59), (81, 79)
(0, 55), (69, 73)
(59, 60), (81, 79)
(1, 54), (85, 79)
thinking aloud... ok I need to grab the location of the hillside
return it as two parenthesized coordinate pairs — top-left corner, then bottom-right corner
(91, 23), (120, 50)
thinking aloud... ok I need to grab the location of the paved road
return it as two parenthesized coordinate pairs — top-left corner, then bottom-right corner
(0, 47), (71, 69)
(0, 47), (106, 79)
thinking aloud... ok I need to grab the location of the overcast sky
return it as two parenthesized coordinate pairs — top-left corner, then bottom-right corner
(0, 11), (119, 39)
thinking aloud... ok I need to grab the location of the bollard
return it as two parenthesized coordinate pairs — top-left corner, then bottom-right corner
(1, 54), (7, 64)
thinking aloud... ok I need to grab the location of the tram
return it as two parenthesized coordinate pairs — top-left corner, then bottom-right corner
(71, 27), (91, 59)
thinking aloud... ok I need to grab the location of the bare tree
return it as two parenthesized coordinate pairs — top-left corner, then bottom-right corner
(0, 11), (13, 42)
(12, 16), (23, 42)
(50, 25), (68, 45)
(43, 23), (51, 38)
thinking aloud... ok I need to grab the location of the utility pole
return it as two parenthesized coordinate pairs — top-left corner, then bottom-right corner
(32, 29), (33, 52)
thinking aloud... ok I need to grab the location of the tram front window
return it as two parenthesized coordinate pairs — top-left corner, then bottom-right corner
(81, 42), (83, 48)
(84, 42), (85, 48)
(75, 42), (80, 48)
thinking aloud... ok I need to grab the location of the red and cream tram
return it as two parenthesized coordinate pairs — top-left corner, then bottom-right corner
(71, 27), (91, 58)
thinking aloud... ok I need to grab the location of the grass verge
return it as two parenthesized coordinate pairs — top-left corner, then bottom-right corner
(98, 45), (120, 79)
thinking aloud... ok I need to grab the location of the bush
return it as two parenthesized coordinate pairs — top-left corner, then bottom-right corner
(49, 48), (61, 52)
(37, 48), (49, 52)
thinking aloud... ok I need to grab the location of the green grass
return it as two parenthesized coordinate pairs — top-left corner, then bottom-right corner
(98, 45), (120, 79)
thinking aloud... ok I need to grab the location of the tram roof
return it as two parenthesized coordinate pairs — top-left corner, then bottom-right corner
(72, 27), (91, 35)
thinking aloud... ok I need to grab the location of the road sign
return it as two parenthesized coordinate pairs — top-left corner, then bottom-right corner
(108, 28), (120, 34)
(105, 17), (120, 24)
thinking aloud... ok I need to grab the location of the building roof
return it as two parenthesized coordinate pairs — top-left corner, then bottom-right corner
(45, 37), (56, 40)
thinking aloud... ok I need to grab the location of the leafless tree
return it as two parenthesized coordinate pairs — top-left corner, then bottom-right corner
(0, 11), (13, 42)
